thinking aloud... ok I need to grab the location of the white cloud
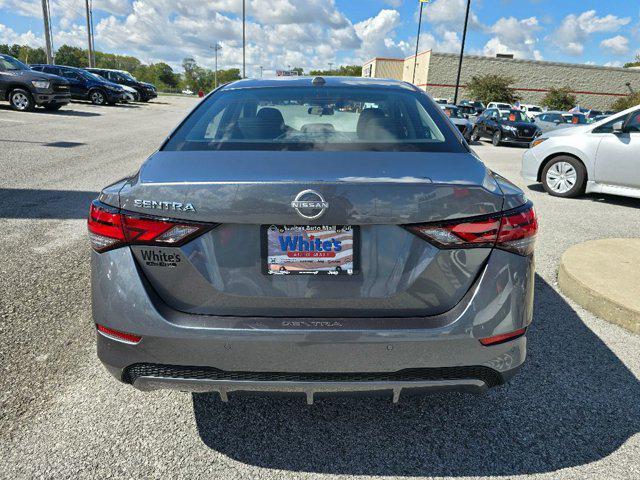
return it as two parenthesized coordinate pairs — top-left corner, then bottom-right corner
(354, 9), (406, 59)
(482, 16), (542, 60)
(551, 10), (631, 56)
(0, 23), (42, 46)
(384, 0), (403, 7)
(600, 35), (629, 55)
(424, 0), (481, 30)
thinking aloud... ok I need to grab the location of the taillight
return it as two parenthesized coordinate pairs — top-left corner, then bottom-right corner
(404, 202), (537, 256)
(88, 200), (212, 253)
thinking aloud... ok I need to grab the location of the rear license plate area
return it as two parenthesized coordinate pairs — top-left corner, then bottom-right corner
(262, 225), (358, 275)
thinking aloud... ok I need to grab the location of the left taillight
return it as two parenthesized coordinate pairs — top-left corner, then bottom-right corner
(404, 201), (537, 256)
(88, 200), (212, 253)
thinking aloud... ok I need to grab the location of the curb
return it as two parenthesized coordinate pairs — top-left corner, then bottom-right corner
(558, 240), (640, 335)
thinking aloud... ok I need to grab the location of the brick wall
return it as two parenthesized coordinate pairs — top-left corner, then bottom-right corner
(364, 52), (640, 110)
(422, 53), (640, 110)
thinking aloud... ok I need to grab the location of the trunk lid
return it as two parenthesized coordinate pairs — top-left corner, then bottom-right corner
(119, 151), (510, 318)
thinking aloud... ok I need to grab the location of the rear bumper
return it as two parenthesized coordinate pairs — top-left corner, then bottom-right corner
(92, 247), (534, 399)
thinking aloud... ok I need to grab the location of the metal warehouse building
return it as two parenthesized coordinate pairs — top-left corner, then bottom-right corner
(362, 51), (640, 110)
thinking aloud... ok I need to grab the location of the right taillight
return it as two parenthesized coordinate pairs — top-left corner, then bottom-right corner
(404, 202), (537, 256)
(88, 200), (213, 253)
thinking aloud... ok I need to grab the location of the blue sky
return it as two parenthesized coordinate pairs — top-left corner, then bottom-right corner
(0, 0), (638, 73)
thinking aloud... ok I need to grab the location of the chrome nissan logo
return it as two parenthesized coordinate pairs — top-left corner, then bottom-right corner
(291, 189), (329, 220)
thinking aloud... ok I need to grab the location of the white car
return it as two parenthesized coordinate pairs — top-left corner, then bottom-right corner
(522, 105), (640, 198)
(519, 104), (543, 119)
(487, 102), (512, 111)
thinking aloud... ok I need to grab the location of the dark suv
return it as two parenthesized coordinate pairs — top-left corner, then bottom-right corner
(87, 68), (157, 102)
(0, 54), (70, 111)
(30, 64), (124, 105)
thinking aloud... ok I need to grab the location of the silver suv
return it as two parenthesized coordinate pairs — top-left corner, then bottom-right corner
(89, 77), (537, 403)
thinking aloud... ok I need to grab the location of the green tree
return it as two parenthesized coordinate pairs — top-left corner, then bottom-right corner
(611, 92), (640, 111)
(466, 74), (520, 104)
(309, 65), (362, 77)
(541, 87), (577, 111)
(153, 62), (179, 88)
(623, 53), (640, 68)
(54, 45), (87, 67)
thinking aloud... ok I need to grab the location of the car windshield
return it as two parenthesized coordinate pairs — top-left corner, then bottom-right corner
(500, 110), (530, 122)
(442, 106), (464, 119)
(80, 70), (104, 81)
(562, 114), (588, 124)
(528, 107), (542, 112)
(163, 85), (464, 152)
(120, 71), (136, 81)
(0, 55), (29, 71)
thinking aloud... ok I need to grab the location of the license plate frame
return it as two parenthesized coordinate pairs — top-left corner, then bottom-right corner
(261, 225), (359, 276)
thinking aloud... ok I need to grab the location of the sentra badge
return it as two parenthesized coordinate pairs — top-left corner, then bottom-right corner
(134, 199), (195, 212)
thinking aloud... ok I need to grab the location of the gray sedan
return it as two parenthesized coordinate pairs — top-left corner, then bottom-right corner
(533, 110), (589, 134)
(89, 76), (537, 402)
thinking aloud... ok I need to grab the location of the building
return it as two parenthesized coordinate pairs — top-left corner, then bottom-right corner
(362, 51), (640, 110)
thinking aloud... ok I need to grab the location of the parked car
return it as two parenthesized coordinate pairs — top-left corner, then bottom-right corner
(433, 97), (450, 104)
(89, 76), (537, 400)
(519, 104), (543, 119)
(120, 84), (140, 102)
(0, 54), (70, 111)
(472, 108), (540, 146)
(460, 100), (485, 115)
(86, 68), (157, 102)
(30, 64), (124, 105)
(522, 105), (640, 198)
(533, 111), (589, 134)
(440, 104), (473, 141)
(486, 102), (512, 111)
(457, 104), (478, 119)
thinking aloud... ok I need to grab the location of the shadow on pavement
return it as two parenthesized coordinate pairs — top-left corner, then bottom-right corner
(193, 275), (639, 476)
(526, 183), (640, 208)
(0, 104), (101, 117)
(0, 188), (97, 219)
(0, 139), (86, 148)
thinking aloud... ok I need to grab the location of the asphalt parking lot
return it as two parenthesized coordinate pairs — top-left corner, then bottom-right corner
(1, 96), (638, 479)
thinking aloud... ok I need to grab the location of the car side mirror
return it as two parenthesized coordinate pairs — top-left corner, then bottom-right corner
(612, 121), (624, 133)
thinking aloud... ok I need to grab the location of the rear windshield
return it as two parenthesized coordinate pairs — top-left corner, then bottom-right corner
(163, 86), (465, 152)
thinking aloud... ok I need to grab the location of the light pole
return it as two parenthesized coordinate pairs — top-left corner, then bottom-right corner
(84, 0), (94, 67)
(328, 62), (333, 74)
(412, 0), (429, 85)
(211, 44), (222, 88)
(41, 0), (54, 64)
(242, 0), (246, 78)
(453, 0), (471, 105)
(259, 65), (263, 78)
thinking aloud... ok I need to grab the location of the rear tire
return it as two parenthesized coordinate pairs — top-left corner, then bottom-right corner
(541, 156), (586, 198)
(492, 130), (502, 146)
(9, 89), (35, 112)
(90, 89), (107, 105)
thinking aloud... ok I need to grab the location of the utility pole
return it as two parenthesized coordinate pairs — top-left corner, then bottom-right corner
(453, 0), (471, 105)
(242, 0), (246, 78)
(259, 65), (263, 78)
(85, 0), (94, 67)
(328, 62), (333, 74)
(41, 0), (54, 64)
(412, 0), (427, 85)
(211, 43), (222, 88)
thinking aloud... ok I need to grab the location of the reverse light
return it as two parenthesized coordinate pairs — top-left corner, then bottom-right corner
(479, 328), (527, 346)
(405, 202), (538, 256)
(88, 200), (212, 253)
(97, 324), (142, 344)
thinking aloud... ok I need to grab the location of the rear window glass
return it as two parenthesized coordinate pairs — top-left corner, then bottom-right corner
(163, 86), (465, 152)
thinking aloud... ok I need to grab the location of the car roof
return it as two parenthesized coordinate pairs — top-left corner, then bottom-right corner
(220, 76), (418, 91)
